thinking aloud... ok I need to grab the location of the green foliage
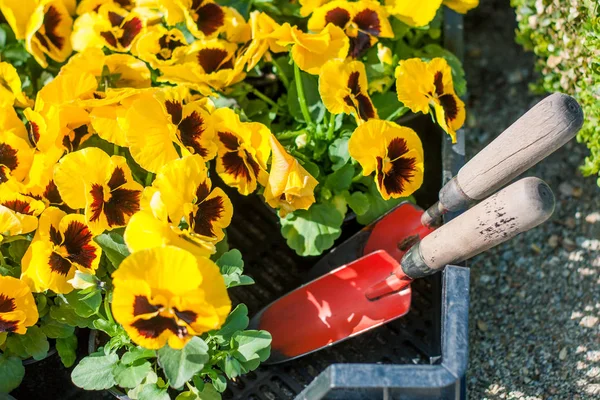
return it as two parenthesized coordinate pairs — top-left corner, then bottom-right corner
(94, 231), (131, 269)
(0, 355), (25, 393)
(280, 202), (344, 256)
(157, 337), (209, 389)
(56, 335), (78, 368)
(512, 0), (600, 184)
(71, 351), (119, 390)
(216, 250), (255, 288)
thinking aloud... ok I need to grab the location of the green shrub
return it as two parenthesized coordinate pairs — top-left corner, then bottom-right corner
(511, 0), (600, 184)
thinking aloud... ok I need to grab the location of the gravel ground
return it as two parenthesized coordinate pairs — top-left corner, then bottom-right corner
(464, 1), (600, 399)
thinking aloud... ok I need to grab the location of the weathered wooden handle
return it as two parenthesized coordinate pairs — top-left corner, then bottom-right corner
(422, 93), (582, 226)
(402, 177), (554, 278)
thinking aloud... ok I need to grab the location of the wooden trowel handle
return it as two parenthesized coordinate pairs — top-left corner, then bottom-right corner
(422, 93), (582, 226)
(401, 177), (555, 278)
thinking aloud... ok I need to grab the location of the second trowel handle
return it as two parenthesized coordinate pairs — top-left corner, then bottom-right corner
(422, 92), (582, 226)
(401, 177), (555, 278)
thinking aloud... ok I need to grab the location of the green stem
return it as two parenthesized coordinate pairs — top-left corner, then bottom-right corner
(293, 63), (313, 126)
(104, 293), (115, 325)
(386, 106), (409, 122)
(276, 129), (306, 140)
(249, 86), (278, 108)
(113, 144), (120, 156)
(327, 112), (336, 140)
(271, 57), (290, 89)
(145, 172), (154, 186)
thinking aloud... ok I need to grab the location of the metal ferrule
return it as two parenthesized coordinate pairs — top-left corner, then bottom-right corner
(400, 243), (435, 279)
(421, 177), (474, 227)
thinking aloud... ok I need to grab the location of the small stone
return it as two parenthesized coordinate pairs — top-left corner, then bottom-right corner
(572, 187), (583, 197)
(477, 320), (488, 332)
(565, 217), (577, 229)
(548, 235), (560, 248)
(523, 376), (531, 383)
(531, 243), (542, 253)
(559, 347), (568, 360)
(580, 316), (598, 328)
(585, 212), (600, 224)
(559, 182), (575, 197)
(507, 70), (524, 84)
(562, 238), (576, 251)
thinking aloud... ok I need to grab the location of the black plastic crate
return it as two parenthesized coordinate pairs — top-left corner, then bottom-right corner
(221, 10), (469, 400)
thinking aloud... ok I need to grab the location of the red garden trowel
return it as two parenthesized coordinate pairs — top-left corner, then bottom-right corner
(250, 93), (583, 364)
(254, 177), (555, 363)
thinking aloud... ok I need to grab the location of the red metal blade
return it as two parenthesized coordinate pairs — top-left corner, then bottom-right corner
(253, 251), (412, 364)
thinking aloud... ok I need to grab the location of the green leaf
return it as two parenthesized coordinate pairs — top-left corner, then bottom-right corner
(0, 355), (25, 393)
(210, 372), (227, 393)
(138, 383), (170, 400)
(176, 391), (200, 400)
(7, 240), (29, 262)
(216, 250), (254, 288)
(64, 289), (102, 318)
(4, 335), (28, 359)
(328, 137), (350, 171)
(280, 203), (344, 256)
(214, 304), (249, 343)
(113, 360), (152, 389)
(41, 317), (74, 339)
(391, 18), (411, 40)
(345, 192), (370, 216)
(121, 347), (156, 365)
(157, 337), (209, 389)
(325, 164), (355, 192)
(71, 352), (119, 390)
(56, 335), (78, 368)
(216, 249), (243, 271)
(232, 330), (272, 363)
(371, 91), (405, 120)
(94, 232), (130, 268)
(197, 383), (221, 400)
(220, 355), (242, 379)
(288, 73), (325, 124)
(19, 326), (49, 360)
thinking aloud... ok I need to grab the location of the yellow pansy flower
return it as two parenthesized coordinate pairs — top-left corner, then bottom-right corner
(25, 0), (73, 68)
(132, 25), (189, 69)
(61, 48), (151, 89)
(264, 136), (318, 217)
(76, 0), (136, 15)
(213, 107), (271, 196)
(319, 59), (378, 123)
(349, 119), (424, 200)
(34, 70), (98, 116)
(443, 0), (478, 14)
(0, 132), (35, 186)
(238, 11), (291, 71)
(54, 148), (142, 234)
(152, 155), (233, 241)
(0, 189), (45, 235)
(0, 276), (38, 335)
(395, 57), (465, 142)
(0, 0), (39, 39)
(124, 89), (217, 173)
(222, 6), (251, 43)
(308, 0), (393, 58)
(21, 207), (101, 294)
(111, 246), (231, 350)
(385, 0), (442, 27)
(0, 62), (33, 108)
(72, 4), (144, 52)
(179, 0), (225, 40)
(282, 24), (350, 75)
(158, 39), (245, 95)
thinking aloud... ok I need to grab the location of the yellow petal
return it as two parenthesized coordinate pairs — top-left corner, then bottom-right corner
(0, 62), (33, 108)
(291, 24), (349, 75)
(0, 275), (38, 332)
(443, 0), (478, 14)
(0, 0), (39, 39)
(395, 58), (435, 114)
(385, 0), (442, 27)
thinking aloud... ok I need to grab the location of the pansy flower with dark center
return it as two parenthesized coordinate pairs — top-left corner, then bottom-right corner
(158, 39), (245, 95)
(76, 0), (136, 15)
(20, 207), (101, 294)
(133, 25), (189, 69)
(349, 119), (424, 200)
(0, 190), (46, 235)
(0, 132), (34, 186)
(308, 0), (393, 59)
(72, 4), (144, 53)
(111, 246), (231, 349)
(181, 0), (226, 39)
(395, 57), (465, 143)
(212, 108), (271, 196)
(319, 59), (378, 123)
(151, 155), (233, 241)
(21, 0), (73, 68)
(125, 89), (217, 173)
(0, 276), (38, 335)
(54, 148), (143, 235)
